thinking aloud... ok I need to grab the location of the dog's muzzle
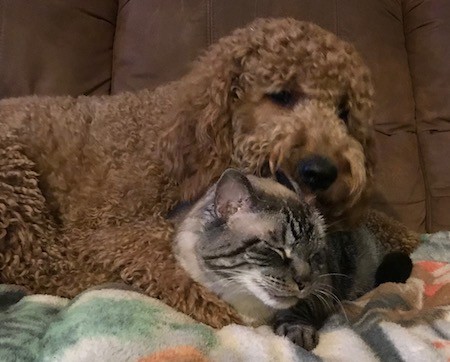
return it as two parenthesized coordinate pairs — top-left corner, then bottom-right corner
(298, 155), (337, 191)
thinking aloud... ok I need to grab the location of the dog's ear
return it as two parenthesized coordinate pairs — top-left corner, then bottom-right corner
(340, 58), (376, 228)
(157, 43), (244, 201)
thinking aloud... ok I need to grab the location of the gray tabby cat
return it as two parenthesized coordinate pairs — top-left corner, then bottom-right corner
(173, 169), (412, 350)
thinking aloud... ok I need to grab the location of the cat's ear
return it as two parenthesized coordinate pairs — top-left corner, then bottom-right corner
(214, 169), (254, 219)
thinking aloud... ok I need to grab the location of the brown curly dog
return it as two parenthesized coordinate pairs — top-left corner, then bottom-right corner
(0, 18), (418, 328)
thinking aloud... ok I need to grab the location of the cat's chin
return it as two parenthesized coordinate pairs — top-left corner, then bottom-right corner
(248, 285), (299, 310)
(261, 287), (315, 310)
(239, 278), (301, 310)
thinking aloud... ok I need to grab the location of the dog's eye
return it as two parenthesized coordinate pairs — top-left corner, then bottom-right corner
(267, 91), (297, 108)
(337, 98), (350, 124)
(338, 107), (349, 124)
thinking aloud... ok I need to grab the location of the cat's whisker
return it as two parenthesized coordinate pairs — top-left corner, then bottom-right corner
(324, 216), (349, 229)
(213, 268), (244, 276)
(209, 278), (235, 289)
(261, 276), (299, 296)
(313, 282), (336, 297)
(210, 274), (250, 297)
(314, 286), (349, 323)
(312, 282), (334, 293)
(230, 270), (267, 295)
(208, 273), (244, 289)
(312, 290), (334, 313)
(314, 289), (335, 310)
(318, 273), (351, 279)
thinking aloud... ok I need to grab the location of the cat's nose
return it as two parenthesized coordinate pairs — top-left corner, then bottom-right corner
(293, 274), (310, 290)
(294, 276), (305, 289)
(292, 260), (311, 289)
(298, 155), (337, 191)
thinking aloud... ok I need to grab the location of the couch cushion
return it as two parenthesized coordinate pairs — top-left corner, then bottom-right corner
(0, 0), (117, 97)
(372, 132), (426, 232)
(111, 0), (351, 94)
(403, 0), (450, 232)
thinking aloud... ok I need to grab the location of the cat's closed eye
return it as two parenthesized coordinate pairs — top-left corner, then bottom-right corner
(246, 240), (286, 266)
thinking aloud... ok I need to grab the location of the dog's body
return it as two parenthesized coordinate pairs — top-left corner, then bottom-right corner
(0, 18), (418, 328)
(1, 87), (178, 229)
(1, 87), (240, 325)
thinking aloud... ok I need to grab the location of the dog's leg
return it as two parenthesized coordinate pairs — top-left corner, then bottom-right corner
(0, 135), (118, 296)
(70, 216), (243, 328)
(0, 136), (59, 289)
(364, 209), (420, 254)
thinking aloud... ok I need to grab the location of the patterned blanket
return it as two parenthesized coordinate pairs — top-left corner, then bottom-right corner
(0, 232), (449, 362)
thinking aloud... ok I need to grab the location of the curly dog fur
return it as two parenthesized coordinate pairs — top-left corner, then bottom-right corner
(0, 18), (419, 328)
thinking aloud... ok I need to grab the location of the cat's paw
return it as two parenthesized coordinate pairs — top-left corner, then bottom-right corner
(275, 322), (319, 351)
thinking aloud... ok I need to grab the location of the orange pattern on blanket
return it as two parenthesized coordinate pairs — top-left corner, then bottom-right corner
(416, 260), (446, 274)
(432, 341), (450, 362)
(424, 283), (444, 297)
(414, 261), (450, 306)
(138, 346), (210, 362)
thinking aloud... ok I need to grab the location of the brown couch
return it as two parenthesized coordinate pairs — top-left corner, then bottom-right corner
(1, 0), (449, 233)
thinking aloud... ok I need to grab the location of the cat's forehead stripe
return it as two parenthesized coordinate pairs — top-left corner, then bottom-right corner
(285, 248), (292, 258)
(284, 219), (296, 244)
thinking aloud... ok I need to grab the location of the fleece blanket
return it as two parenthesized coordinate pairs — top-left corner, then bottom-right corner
(0, 232), (449, 362)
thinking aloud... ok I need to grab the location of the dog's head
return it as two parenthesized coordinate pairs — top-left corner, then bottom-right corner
(158, 18), (375, 230)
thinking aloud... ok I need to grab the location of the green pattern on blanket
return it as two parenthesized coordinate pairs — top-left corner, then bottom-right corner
(44, 296), (216, 357)
(0, 290), (63, 361)
(0, 287), (221, 362)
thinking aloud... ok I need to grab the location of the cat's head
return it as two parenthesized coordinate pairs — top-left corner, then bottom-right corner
(174, 168), (328, 311)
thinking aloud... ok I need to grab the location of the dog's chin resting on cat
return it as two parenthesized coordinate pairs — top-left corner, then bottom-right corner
(173, 169), (413, 350)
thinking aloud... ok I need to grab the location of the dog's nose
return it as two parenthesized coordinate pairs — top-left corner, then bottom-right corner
(298, 155), (338, 191)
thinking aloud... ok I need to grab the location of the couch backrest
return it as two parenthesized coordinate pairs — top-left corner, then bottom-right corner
(1, 0), (449, 233)
(0, 0), (116, 96)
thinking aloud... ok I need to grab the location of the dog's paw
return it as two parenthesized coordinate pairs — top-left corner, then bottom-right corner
(275, 322), (319, 350)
